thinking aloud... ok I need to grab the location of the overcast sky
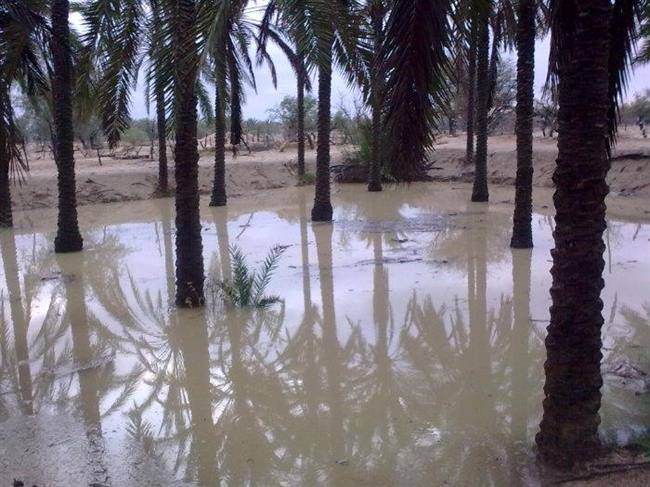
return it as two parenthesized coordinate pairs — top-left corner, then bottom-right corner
(124, 36), (650, 121)
(71, 6), (649, 122)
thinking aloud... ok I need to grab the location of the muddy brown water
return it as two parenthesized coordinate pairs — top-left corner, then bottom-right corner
(0, 184), (648, 486)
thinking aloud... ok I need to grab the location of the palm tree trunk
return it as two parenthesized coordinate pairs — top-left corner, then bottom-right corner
(510, 0), (536, 248)
(155, 81), (168, 194)
(173, 0), (205, 307)
(487, 14), (502, 111)
(535, 0), (612, 466)
(297, 53), (306, 178)
(152, 1), (168, 194)
(465, 19), (478, 164)
(0, 147), (12, 228)
(0, 87), (14, 228)
(471, 8), (490, 202)
(311, 41), (334, 222)
(368, 6), (384, 193)
(210, 64), (227, 207)
(52, 0), (83, 253)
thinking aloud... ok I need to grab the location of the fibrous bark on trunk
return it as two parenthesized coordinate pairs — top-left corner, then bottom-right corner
(471, 7), (490, 203)
(311, 40), (334, 222)
(368, 4), (384, 193)
(173, 0), (205, 307)
(297, 53), (306, 178)
(210, 63), (227, 207)
(465, 18), (478, 164)
(510, 0), (536, 249)
(536, 0), (612, 467)
(52, 0), (83, 253)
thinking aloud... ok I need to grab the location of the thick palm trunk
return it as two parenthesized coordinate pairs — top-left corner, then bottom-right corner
(297, 53), (306, 178)
(368, 7), (384, 193)
(510, 0), (536, 248)
(535, 0), (612, 466)
(471, 8), (490, 202)
(210, 65), (227, 207)
(465, 19), (478, 164)
(155, 81), (168, 194)
(52, 0), (83, 253)
(152, 3), (168, 194)
(173, 0), (205, 307)
(311, 42), (334, 222)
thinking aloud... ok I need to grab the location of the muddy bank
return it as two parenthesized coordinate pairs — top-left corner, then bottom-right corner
(428, 132), (650, 198)
(9, 131), (650, 215)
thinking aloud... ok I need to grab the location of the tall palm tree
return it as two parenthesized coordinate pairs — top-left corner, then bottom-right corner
(173, 0), (205, 307)
(81, 0), (180, 194)
(536, 0), (642, 466)
(207, 0), (301, 207)
(51, 0), (83, 253)
(510, 0), (536, 248)
(0, 1), (48, 228)
(310, 3), (338, 222)
(260, 1), (313, 180)
(365, 0), (387, 192)
(470, 0), (491, 202)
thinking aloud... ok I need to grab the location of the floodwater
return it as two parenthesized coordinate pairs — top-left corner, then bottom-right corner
(0, 184), (649, 486)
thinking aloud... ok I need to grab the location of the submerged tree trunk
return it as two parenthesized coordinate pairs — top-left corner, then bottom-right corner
(471, 7), (490, 202)
(173, 0), (205, 307)
(368, 5), (384, 193)
(297, 52), (306, 179)
(210, 63), (227, 207)
(52, 0), (83, 253)
(510, 0), (536, 248)
(465, 18), (478, 164)
(311, 40), (334, 222)
(536, 0), (612, 466)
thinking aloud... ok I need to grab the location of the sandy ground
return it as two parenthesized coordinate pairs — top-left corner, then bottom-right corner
(10, 130), (650, 214)
(429, 129), (650, 197)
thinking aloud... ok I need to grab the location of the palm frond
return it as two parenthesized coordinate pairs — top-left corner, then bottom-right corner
(381, 0), (454, 182)
(216, 244), (286, 309)
(607, 0), (643, 148)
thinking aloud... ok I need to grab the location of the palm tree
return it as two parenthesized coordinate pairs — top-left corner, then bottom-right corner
(381, 0), (454, 182)
(536, 0), (642, 466)
(51, 0), (83, 253)
(260, 1), (313, 180)
(310, 3), (338, 222)
(0, 1), (49, 228)
(470, 0), (491, 202)
(207, 0), (302, 206)
(81, 0), (177, 194)
(173, 0), (205, 307)
(510, 0), (536, 248)
(365, 0), (387, 192)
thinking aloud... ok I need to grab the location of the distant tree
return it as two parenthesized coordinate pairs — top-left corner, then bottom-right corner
(487, 59), (517, 133)
(534, 90), (559, 138)
(267, 95), (317, 140)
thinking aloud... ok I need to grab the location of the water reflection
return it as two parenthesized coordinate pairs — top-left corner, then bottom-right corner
(1, 187), (649, 486)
